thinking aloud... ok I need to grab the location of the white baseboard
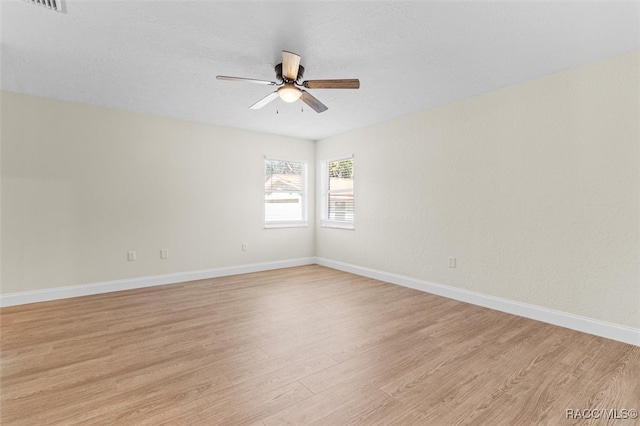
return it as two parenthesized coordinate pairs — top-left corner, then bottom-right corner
(314, 257), (640, 347)
(0, 257), (315, 308)
(3, 256), (637, 346)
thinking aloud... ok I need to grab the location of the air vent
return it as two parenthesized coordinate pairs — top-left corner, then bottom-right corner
(23, 0), (64, 12)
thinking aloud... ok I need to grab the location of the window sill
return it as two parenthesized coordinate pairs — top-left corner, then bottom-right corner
(320, 221), (354, 230)
(264, 222), (308, 229)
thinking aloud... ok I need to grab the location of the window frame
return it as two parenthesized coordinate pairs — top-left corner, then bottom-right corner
(264, 157), (308, 229)
(320, 155), (355, 230)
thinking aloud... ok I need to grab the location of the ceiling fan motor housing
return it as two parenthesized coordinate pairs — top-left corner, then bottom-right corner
(275, 63), (304, 84)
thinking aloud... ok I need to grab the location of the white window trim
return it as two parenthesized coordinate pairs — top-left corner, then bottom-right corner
(264, 158), (308, 229)
(320, 155), (355, 230)
(321, 220), (354, 230)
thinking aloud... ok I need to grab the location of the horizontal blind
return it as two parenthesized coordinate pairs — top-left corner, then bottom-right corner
(327, 158), (354, 223)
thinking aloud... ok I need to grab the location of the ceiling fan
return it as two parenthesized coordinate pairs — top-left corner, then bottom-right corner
(216, 51), (360, 113)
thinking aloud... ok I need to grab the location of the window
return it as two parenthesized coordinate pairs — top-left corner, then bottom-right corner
(264, 158), (307, 227)
(321, 156), (354, 229)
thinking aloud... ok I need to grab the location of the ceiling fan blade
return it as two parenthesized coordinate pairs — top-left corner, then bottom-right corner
(301, 90), (328, 113)
(249, 92), (279, 109)
(302, 79), (360, 89)
(282, 51), (301, 81)
(217, 75), (276, 85)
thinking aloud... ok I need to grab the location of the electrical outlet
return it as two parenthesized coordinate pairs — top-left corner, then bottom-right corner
(127, 251), (136, 261)
(241, 243), (248, 251)
(160, 249), (168, 259)
(448, 256), (456, 268)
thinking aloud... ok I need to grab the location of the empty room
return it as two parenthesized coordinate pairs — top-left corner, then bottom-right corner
(1, 1), (639, 425)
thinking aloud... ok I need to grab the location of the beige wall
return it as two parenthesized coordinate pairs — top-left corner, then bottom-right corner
(2, 51), (638, 330)
(1, 92), (315, 293)
(316, 51), (640, 328)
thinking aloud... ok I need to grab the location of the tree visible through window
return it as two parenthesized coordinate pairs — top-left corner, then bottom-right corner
(264, 159), (307, 227)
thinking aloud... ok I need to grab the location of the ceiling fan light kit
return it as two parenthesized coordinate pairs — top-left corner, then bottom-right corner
(217, 51), (359, 113)
(277, 84), (302, 103)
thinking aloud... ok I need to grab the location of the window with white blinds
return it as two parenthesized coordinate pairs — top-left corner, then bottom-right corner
(264, 159), (307, 227)
(321, 157), (354, 229)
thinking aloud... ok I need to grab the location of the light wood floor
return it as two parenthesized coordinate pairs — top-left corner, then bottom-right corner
(1, 265), (638, 425)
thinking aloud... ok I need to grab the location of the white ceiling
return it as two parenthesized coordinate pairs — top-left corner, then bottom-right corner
(2, 1), (638, 140)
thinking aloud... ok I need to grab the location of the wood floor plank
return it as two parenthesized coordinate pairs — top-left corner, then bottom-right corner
(1, 265), (637, 425)
(408, 330), (570, 425)
(299, 333), (441, 394)
(264, 344), (444, 425)
(309, 389), (400, 425)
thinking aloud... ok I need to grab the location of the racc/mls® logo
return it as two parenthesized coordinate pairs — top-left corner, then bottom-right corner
(566, 408), (638, 421)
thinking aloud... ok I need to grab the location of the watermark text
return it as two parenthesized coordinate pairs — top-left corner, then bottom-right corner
(566, 408), (638, 420)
